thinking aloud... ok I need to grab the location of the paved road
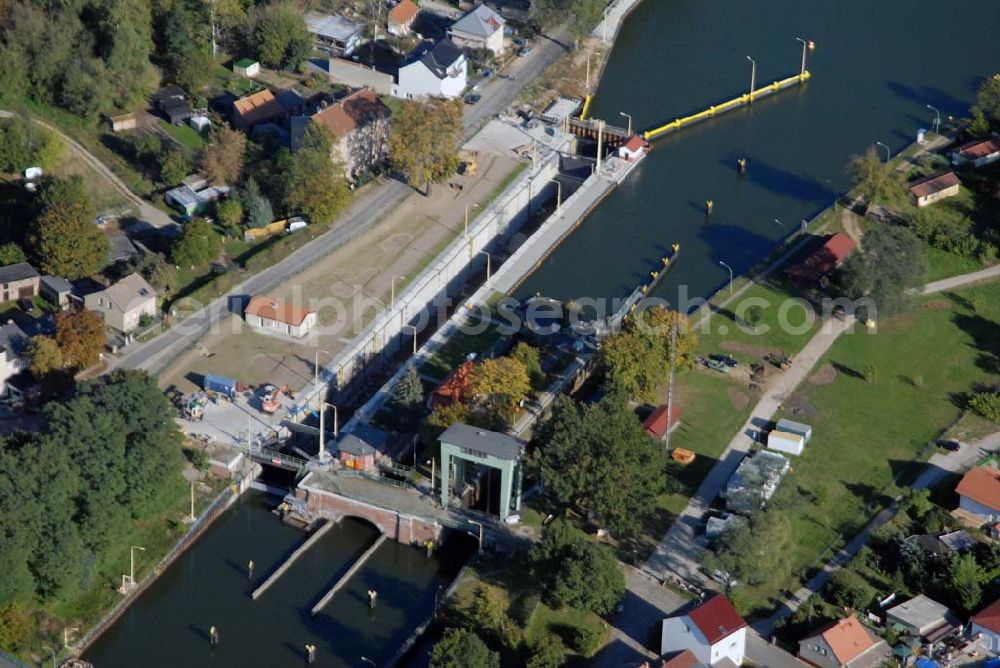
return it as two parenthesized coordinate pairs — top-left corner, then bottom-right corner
(0, 110), (177, 230)
(113, 32), (572, 375)
(640, 263), (1000, 631)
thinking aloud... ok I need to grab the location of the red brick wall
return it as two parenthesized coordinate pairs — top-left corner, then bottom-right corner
(299, 488), (441, 545)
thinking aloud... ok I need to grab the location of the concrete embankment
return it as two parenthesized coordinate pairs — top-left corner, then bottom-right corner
(251, 518), (335, 601)
(310, 533), (388, 616)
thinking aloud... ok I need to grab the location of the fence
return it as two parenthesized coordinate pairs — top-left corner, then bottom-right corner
(74, 479), (246, 655)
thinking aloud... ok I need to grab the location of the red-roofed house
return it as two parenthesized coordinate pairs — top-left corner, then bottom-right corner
(784, 233), (857, 285)
(291, 88), (391, 178)
(951, 136), (1000, 168)
(661, 594), (746, 666)
(244, 295), (317, 338)
(644, 404), (681, 440)
(971, 598), (1000, 654)
(797, 616), (887, 667)
(619, 135), (647, 161)
(388, 0), (419, 36)
(956, 466), (1000, 522)
(909, 171), (960, 207)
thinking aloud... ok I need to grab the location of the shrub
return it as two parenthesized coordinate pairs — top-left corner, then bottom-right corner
(570, 626), (601, 656)
(970, 392), (1000, 423)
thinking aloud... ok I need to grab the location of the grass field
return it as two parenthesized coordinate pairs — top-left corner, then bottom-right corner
(736, 279), (1000, 613)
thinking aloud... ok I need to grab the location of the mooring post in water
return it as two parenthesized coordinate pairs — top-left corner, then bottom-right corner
(705, 200), (714, 215)
(368, 589), (378, 608)
(247, 559), (254, 580)
(305, 644), (316, 664)
(737, 158), (747, 175)
(209, 625), (219, 646)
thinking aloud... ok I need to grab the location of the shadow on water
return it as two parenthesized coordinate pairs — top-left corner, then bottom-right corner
(732, 157), (838, 204)
(885, 81), (972, 116)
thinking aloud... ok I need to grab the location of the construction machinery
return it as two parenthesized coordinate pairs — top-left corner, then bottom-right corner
(182, 392), (208, 421)
(458, 150), (478, 177)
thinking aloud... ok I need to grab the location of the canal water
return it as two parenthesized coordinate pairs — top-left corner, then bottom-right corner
(84, 491), (473, 667)
(520, 0), (1000, 305)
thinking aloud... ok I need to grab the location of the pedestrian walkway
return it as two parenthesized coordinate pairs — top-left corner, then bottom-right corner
(644, 263), (1000, 591)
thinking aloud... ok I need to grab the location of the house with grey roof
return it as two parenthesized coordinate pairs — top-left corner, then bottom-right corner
(305, 11), (363, 56)
(84, 273), (157, 333)
(40, 276), (74, 309)
(0, 322), (28, 397)
(393, 39), (468, 99)
(448, 4), (506, 54)
(438, 423), (524, 521)
(0, 263), (40, 303)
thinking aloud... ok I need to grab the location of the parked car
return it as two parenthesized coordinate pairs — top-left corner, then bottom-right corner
(17, 298), (34, 314)
(937, 439), (961, 452)
(464, 93), (482, 105)
(518, 46), (533, 57)
(710, 353), (738, 367)
(704, 358), (730, 374)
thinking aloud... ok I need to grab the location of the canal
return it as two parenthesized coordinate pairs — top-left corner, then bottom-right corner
(84, 491), (473, 667)
(520, 0), (1000, 305)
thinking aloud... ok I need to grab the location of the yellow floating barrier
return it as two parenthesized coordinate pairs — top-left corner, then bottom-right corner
(579, 95), (593, 121)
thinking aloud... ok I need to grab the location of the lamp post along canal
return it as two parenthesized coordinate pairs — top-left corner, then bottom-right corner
(718, 260), (733, 294)
(746, 56), (756, 100)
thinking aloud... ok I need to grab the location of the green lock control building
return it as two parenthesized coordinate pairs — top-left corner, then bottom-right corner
(438, 423), (524, 522)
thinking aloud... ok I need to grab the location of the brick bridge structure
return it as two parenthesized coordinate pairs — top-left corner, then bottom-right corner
(295, 473), (444, 546)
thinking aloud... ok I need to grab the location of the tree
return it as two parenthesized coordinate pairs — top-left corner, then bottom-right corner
(970, 391), (1000, 422)
(215, 198), (243, 235)
(0, 603), (33, 652)
(430, 628), (499, 668)
(0, 116), (61, 172)
(240, 178), (274, 229)
(703, 510), (792, 588)
(973, 73), (1000, 129)
(131, 251), (178, 294)
(839, 225), (926, 319)
(28, 335), (63, 378)
(949, 553), (985, 612)
(285, 123), (351, 223)
(827, 570), (874, 610)
(467, 356), (530, 427)
(200, 126), (246, 184)
(389, 366), (425, 428)
(527, 633), (565, 668)
(510, 342), (544, 389)
(389, 98), (463, 195)
(29, 177), (108, 279)
(469, 583), (521, 650)
(745, 305), (763, 331)
(0, 243), (26, 266)
(252, 3), (311, 70)
(422, 402), (472, 444)
(529, 519), (625, 614)
(172, 217), (221, 267)
(55, 310), (105, 370)
(533, 393), (665, 537)
(848, 147), (907, 213)
(863, 363), (877, 385)
(160, 150), (190, 186)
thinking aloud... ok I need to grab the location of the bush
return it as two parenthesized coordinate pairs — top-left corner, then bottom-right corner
(570, 626), (601, 656)
(970, 392), (1000, 423)
(185, 447), (209, 472)
(510, 592), (541, 627)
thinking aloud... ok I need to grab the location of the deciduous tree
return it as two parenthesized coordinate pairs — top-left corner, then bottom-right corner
(529, 519), (625, 614)
(160, 149), (190, 186)
(251, 3), (311, 71)
(285, 123), (351, 223)
(55, 310), (105, 370)
(172, 217), (221, 267)
(389, 98), (463, 195)
(839, 224), (926, 318)
(200, 125), (247, 184)
(430, 628), (498, 668)
(29, 177), (108, 279)
(467, 356), (530, 427)
(849, 147), (907, 213)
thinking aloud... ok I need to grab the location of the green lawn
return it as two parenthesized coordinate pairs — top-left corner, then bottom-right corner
(421, 313), (507, 381)
(737, 279), (1000, 613)
(158, 118), (207, 153)
(924, 244), (985, 282)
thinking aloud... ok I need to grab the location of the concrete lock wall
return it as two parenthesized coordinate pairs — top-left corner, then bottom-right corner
(304, 151), (560, 409)
(298, 487), (441, 544)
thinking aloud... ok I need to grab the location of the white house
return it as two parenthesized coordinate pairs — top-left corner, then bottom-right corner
(388, 0), (419, 36)
(84, 273), (157, 333)
(305, 11), (363, 56)
(661, 594), (747, 666)
(0, 322), (28, 397)
(393, 39), (467, 99)
(244, 295), (317, 339)
(448, 4), (505, 54)
(956, 466), (1000, 522)
(971, 598), (1000, 655)
(619, 135), (647, 161)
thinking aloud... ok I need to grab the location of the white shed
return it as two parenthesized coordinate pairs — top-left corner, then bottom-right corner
(767, 430), (805, 456)
(776, 418), (812, 443)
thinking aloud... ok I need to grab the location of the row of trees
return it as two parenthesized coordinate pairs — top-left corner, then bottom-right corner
(0, 115), (64, 174)
(0, 372), (184, 650)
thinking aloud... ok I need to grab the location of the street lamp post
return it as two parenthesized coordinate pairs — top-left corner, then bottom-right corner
(313, 349), (330, 390)
(875, 141), (891, 162)
(402, 324), (417, 355)
(746, 56), (756, 101)
(318, 401), (338, 462)
(555, 180), (563, 212)
(464, 204), (470, 238)
(391, 275), (406, 310)
(718, 260), (734, 294)
(926, 104), (941, 134)
(795, 37), (808, 79)
(619, 111), (633, 136)
(477, 250), (491, 281)
(189, 479), (196, 521)
(469, 519), (484, 554)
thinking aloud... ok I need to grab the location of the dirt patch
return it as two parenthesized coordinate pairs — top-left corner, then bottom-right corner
(380, 233), (414, 255)
(921, 300), (952, 311)
(727, 387), (750, 410)
(720, 340), (782, 359)
(809, 363), (838, 386)
(782, 394), (818, 420)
